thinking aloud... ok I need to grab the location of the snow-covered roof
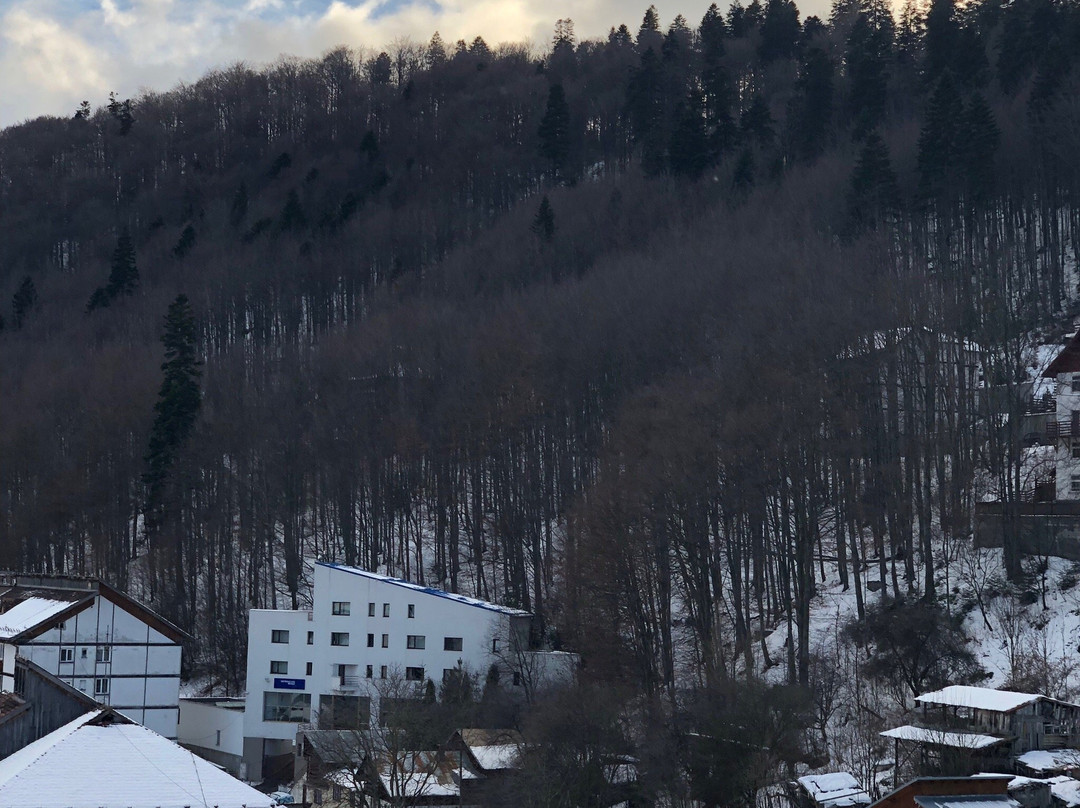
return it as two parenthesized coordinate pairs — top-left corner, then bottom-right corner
(915, 685), (1045, 713)
(1017, 749), (1080, 772)
(471, 743), (520, 771)
(0, 597), (85, 640)
(880, 725), (1007, 750)
(797, 773), (871, 808)
(317, 562), (531, 617)
(0, 710), (276, 808)
(1049, 775), (1080, 807)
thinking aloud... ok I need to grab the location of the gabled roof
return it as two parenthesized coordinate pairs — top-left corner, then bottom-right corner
(1043, 332), (1080, 378)
(914, 685), (1064, 713)
(317, 561), (531, 617)
(798, 773), (872, 808)
(0, 709), (275, 808)
(454, 728), (524, 772)
(880, 725), (1008, 750)
(0, 595), (93, 642)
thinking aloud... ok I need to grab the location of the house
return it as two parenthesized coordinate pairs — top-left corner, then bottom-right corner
(0, 708), (275, 808)
(869, 775), (1017, 808)
(1017, 749), (1080, 778)
(242, 560), (576, 781)
(881, 725), (1012, 777)
(1042, 331), (1080, 500)
(0, 573), (186, 739)
(0, 654), (99, 759)
(796, 773), (872, 808)
(177, 696), (246, 777)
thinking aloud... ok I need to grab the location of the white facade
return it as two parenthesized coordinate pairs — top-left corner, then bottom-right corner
(243, 561), (539, 778)
(178, 697), (247, 776)
(0, 578), (184, 739)
(1053, 370), (1080, 500)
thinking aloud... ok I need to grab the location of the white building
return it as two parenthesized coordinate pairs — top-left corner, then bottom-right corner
(1043, 331), (1080, 500)
(178, 696), (247, 777)
(0, 708), (275, 808)
(0, 574), (185, 739)
(243, 561), (573, 781)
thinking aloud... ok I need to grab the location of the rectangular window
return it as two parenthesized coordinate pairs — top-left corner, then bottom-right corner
(332, 601), (351, 616)
(60, 647), (75, 663)
(1072, 374), (1080, 393)
(271, 630), (290, 644)
(262, 691), (312, 722)
(443, 637), (463, 652)
(330, 632), (350, 647)
(512, 671), (522, 686)
(314, 789), (322, 806)
(94, 677), (109, 695)
(492, 638), (500, 653)
(306, 662), (313, 676)
(270, 661), (288, 674)
(382, 603), (390, 618)
(366, 665), (373, 679)
(1072, 439), (1080, 460)
(406, 635), (426, 650)
(381, 634), (389, 648)
(380, 665), (387, 679)
(96, 646), (111, 664)
(442, 668), (456, 682)
(216, 729), (221, 747)
(405, 666), (424, 681)
(81, 648), (88, 658)
(367, 633), (374, 648)
(407, 604), (415, 619)
(368, 602), (375, 617)
(307, 631), (314, 645)
(1071, 475), (1080, 494)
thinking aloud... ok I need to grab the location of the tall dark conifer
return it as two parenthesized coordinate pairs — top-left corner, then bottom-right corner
(11, 276), (38, 329)
(538, 84), (571, 179)
(106, 229), (139, 299)
(849, 131), (899, 229)
(917, 72), (965, 199)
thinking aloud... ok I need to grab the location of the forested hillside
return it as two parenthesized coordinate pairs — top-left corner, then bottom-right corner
(2, 0), (1080, 707)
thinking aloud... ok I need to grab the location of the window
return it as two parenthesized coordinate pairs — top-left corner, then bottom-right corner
(443, 637), (463, 652)
(307, 631), (314, 645)
(271, 630), (289, 644)
(81, 648), (88, 659)
(331, 632), (350, 647)
(367, 633), (374, 647)
(366, 665), (373, 679)
(368, 602), (375, 617)
(512, 671), (522, 686)
(96, 646), (111, 664)
(333, 785), (343, 802)
(381, 634), (389, 648)
(1072, 374), (1080, 393)
(1072, 439), (1080, 460)
(442, 668), (457, 682)
(407, 604), (415, 619)
(492, 638), (500, 653)
(405, 666), (424, 681)
(262, 692), (312, 722)
(306, 662), (313, 676)
(332, 601), (351, 616)
(314, 789), (323, 806)
(382, 603), (390, 617)
(407, 635), (426, 650)
(380, 665), (387, 679)
(216, 729), (221, 747)
(270, 661), (288, 674)
(60, 647), (75, 663)
(1071, 475), (1080, 494)
(94, 677), (109, 695)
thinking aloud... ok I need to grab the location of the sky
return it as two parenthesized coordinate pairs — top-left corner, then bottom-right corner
(0, 0), (830, 130)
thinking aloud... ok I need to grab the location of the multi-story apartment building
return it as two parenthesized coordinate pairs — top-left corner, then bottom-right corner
(243, 561), (574, 781)
(1043, 331), (1080, 500)
(0, 574), (185, 739)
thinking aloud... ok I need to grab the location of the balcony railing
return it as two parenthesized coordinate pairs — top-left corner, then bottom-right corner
(336, 675), (360, 689)
(1046, 419), (1077, 439)
(1025, 393), (1056, 415)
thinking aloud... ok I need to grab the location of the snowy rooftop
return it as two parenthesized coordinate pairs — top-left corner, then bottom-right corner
(1017, 749), (1080, 772)
(318, 562), (531, 617)
(0, 710), (276, 808)
(0, 596), (83, 640)
(880, 725), (1007, 750)
(914, 795), (1020, 808)
(797, 772), (872, 808)
(915, 685), (1047, 713)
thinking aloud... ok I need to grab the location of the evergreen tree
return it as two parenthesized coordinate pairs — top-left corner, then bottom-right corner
(849, 131), (899, 229)
(669, 90), (711, 179)
(789, 47), (834, 161)
(923, 0), (959, 81)
(74, 100), (91, 120)
(759, 0), (801, 62)
(741, 94), (775, 146)
(626, 47), (667, 174)
(532, 196), (556, 242)
(143, 294), (202, 534)
(173, 225), (196, 260)
(369, 52), (393, 85)
(701, 4), (735, 157)
(733, 147), (755, 190)
(896, 0), (924, 65)
(106, 230), (139, 299)
(552, 18), (577, 61)
(427, 31), (448, 67)
(608, 24), (634, 48)
(86, 286), (111, 314)
(107, 92), (135, 135)
(728, 1), (750, 37)
(538, 84), (571, 179)
(278, 190), (307, 233)
(917, 72), (965, 198)
(638, 4), (662, 50)
(846, 8), (894, 139)
(960, 92), (999, 202)
(11, 276), (38, 329)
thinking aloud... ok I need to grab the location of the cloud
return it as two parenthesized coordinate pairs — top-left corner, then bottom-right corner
(0, 0), (833, 129)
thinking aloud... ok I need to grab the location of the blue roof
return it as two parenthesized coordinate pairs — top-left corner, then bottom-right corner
(316, 562), (532, 617)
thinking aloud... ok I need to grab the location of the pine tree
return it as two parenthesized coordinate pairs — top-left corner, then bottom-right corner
(789, 47), (834, 161)
(846, 8), (894, 139)
(917, 72), (965, 199)
(278, 190), (307, 233)
(11, 276), (38, 329)
(728, 1), (750, 37)
(86, 287), (111, 313)
(669, 90), (711, 178)
(173, 225), (196, 260)
(143, 295), (202, 534)
(538, 84), (571, 179)
(229, 182), (248, 228)
(960, 92), (999, 202)
(741, 94), (775, 146)
(759, 0), (802, 62)
(849, 131), (900, 229)
(107, 92), (134, 135)
(924, 0), (959, 81)
(532, 196), (556, 242)
(427, 31), (448, 67)
(701, 4), (735, 156)
(106, 230), (139, 299)
(626, 47), (666, 172)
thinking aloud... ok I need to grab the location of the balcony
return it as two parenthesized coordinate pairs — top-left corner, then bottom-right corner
(1046, 418), (1078, 440)
(335, 675), (360, 690)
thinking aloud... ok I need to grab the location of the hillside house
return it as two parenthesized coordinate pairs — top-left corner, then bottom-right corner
(869, 776), (1018, 808)
(796, 773), (873, 808)
(0, 573), (186, 739)
(1042, 331), (1080, 500)
(243, 560), (576, 781)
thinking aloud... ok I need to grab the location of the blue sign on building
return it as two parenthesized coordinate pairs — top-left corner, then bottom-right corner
(273, 677), (306, 690)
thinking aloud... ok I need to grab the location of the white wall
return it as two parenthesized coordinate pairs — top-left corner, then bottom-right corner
(1056, 373), (1080, 500)
(179, 700), (246, 758)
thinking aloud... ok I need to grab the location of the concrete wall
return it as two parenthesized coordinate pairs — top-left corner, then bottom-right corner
(974, 501), (1080, 561)
(178, 699), (246, 776)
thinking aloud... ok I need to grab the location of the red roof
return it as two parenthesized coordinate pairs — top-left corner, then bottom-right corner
(1044, 332), (1080, 378)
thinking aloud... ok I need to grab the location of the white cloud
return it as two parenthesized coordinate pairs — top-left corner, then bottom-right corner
(0, 0), (834, 129)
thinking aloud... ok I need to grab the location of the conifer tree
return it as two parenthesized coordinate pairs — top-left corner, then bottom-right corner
(923, 0), (959, 81)
(532, 196), (556, 242)
(849, 131), (899, 229)
(789, 47), (834, 161)
(427, 31), (448, 67)
(701, 4), (735, 155)
(143, 294), (201, 535)
(229, 182), (248, 228)
(960, 92), (999, 203)
(173, 225), (196, 260)
(106, 230), (139, 299)
(741, 95), (775, 146)
(11, 276), (38, 329)
(917, 72), (965, 199)
(759, 0), (801, 62)
(727, 1), (750, 37)
(846, 8), (894, 139)
(538, 84), (571, 179)
(278, 190), (307, 233)
(669, 91), (711, 179)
